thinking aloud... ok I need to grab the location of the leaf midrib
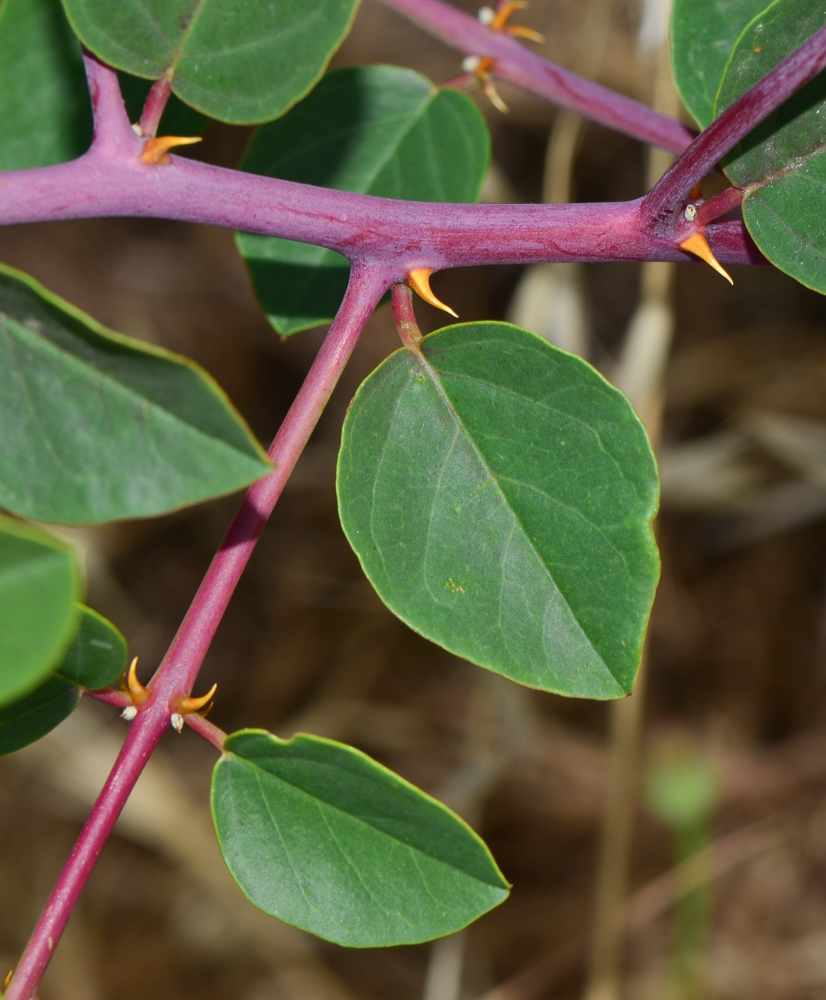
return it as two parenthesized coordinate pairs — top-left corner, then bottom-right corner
(230, 751), (505, 890)
(411, 348), (618, 685)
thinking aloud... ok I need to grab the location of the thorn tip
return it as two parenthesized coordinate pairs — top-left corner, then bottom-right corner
(679, 232), (733, 285)
(127, 657), (150, 705)
(172, 682), (218, 715)
(406, 268), (459, 318)
(140, 134), (202, 165)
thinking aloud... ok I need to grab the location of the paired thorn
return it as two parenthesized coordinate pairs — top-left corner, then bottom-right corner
(169, 683), (217, 734)
(126, 657), (150, 704)
(139, 135), (202, 165)
(679, 232), (733, 285)
(478, 2), (544, 42)
(406, 269), (459, 318)
(4, 969), (12, 992)
(169, 684), (218, 715)
(461, 55), (509, 112)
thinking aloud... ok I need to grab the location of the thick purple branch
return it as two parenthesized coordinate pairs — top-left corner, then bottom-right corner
(3, 266), (387, 1000)
(377, 0), (695, 154)
(644, 23), (826, 225)
(0, 146), (761, 267)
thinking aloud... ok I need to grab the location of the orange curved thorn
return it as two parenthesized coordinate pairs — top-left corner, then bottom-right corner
(407, 268), (459, 318)
(482, 78), (509, 112)
(506, 24), (545, 42)
(679, 232), (733, 285)
(4, 969), (13, 992)
(689, 181), (703, 199)
(172, 682), (218, 716)
(140, 135), (202, 165)
(490, 0), (528, 30)
(127, 657), (150, 704)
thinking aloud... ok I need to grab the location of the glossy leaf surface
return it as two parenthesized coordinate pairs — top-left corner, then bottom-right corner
(0, 517), (81, 706)
(670, 0), (769, 127)
(0, 263), (271, 523)
(60, 0), (362, 124)
(0, 675), (80, 756)
(212, 730), (509, 946)
(338, 323), (660, 698)
(0, 0), (91, 169)
(55, 606), (126, 690)
(717, 0), (826, 293)
(237, 66), (490, 335)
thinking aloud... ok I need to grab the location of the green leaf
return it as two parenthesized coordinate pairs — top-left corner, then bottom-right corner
(716, 0), (826, 294)
(0, 674), (81, 756)
(0, 0), (92, 169)
(118, 71), (210, 137)
(211, 729), (509, 947)
(54, 606), (126, 689)
(236, 66), (490, 336)
(0, 516), (82, 706)
(337, 322), (660, 698)
(0, 262), (271, 524)
(670, 0), (770, 128)
(59, 0), (362, 125)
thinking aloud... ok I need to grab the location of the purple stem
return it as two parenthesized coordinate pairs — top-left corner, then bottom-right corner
(377, 0), (695, 154)
(0, 133), (760, 267)
(3, 265), (387, 1000)
(138, 77), (173, 138)
(644, 23), (826, 226)
(391, 283), (423, 348)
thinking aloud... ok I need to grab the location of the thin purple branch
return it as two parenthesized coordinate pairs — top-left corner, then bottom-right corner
(377, 0), (695, 154)
(391, 283), (423, 348)
(3, 266), (387, 1000)
(644, 23), (826, 225)
(139, 77), (173, 138)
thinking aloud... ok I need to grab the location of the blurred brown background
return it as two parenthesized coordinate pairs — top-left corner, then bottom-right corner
(5, 1), (826, 998)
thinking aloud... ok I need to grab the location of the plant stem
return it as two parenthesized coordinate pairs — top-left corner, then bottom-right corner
(138, 76), (173, 137)
(376, 0), (695, 154)
(644, 23), (826, 225)
(3, 265), (388, 1000)
(0, 55), (761, 271)
(392, 283), (423, 348)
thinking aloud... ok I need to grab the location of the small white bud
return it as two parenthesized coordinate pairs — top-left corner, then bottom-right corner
(121, 705), (138, 721)
(131, 123), (143, 136)
(478, 6), (496, 24)
(171, 713), (184, 733)
(684, 203), (698, 221)
(462, 55), (483, 74)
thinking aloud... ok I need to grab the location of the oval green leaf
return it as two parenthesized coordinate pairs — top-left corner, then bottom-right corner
(670, 0), (770, 128)
(236, 66), (490, 336)
(55, 606), (126, 690)
(0, 262), (271, 524)
(716, 0), (826, 293)
(59, 0), (362, 125)
(0, 0), (92, 169)
(212, 729), (509, 947)
(0, 674), (81, 756)
(337, 322), (660, 698)
(0, 516), (82, 706)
